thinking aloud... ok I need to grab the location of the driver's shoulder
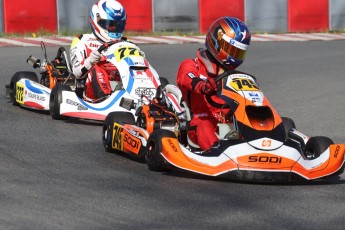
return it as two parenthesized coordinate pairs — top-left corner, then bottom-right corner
(72, 34), (102, 46)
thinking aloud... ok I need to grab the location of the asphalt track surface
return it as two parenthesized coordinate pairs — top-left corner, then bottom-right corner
(1, 41), (345, 229)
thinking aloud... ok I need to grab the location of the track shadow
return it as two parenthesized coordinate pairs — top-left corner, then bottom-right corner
(63, 117), (103, 126)
(154, 168), (345, 186)
(8, 103), (51, 115)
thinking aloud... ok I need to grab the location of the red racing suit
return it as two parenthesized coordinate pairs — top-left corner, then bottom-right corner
(176, 49), (232, 150)
(70, 33), (121, 100)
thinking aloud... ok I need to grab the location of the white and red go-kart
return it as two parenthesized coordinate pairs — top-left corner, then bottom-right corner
(6, 41), (176, 121)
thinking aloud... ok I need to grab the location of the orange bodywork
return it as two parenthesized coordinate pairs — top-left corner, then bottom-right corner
(160, 136), (345, 180)
(46, 65), (57, 89)
(111, 123), (149, 155)
(141, 105), (155, 135)
(221, 85), (282, 130)
(291, 144), (345, 179)
(161, 137), (238, 176)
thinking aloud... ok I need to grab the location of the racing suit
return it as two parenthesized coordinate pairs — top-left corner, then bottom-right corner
(70, 33), (121, 100)
(176, 49), (232, 150)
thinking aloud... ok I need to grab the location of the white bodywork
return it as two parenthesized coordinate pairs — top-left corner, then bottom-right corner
(14, 79), (51, 110)
(58, 42), (182, 120)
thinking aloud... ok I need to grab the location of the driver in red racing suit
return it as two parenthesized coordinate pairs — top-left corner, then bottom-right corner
(70, 0), (127, 101)
(176, 17), (251, 151)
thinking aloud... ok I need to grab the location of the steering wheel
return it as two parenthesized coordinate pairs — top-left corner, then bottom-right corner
(97, 41), (118, 53)
(214, 70), (237, 83)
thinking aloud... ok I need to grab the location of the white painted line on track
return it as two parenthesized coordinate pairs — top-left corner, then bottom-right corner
(0, 38), (37, 46)
(0, 33), (344, 47)
(25, 37), (71, 46)
(256, 34), (309, 41)
(162, 36), (204, 43)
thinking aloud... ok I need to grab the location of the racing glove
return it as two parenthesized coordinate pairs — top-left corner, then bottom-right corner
(84, 49), (102, 70)
(193, 78), (217, 95)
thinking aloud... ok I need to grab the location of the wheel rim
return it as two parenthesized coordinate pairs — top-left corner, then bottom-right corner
(102, 125), (109, 148)
(146, 142), (156, 161)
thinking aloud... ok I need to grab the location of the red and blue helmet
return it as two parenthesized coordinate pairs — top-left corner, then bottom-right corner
(205, 17), (251, 70)
(89, 0), (126, 43)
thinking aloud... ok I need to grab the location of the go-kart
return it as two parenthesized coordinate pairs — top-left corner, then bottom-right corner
(102, 70), (345, 182)
(5, 41), (169, 121)
(5, 42), (72, 111)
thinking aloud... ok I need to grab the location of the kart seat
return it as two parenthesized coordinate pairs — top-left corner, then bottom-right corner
(165, 84), (183, 105)
(54, 47), (74, 80)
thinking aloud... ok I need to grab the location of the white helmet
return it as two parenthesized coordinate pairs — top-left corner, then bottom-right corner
(89, 0), (126, 43)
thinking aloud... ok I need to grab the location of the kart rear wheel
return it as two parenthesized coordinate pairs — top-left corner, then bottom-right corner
(304, 136), (334, 160)
(50, 84), (72, 120)
(9, 71), (38, 106)
(282, 117), (296, 139)
(145, 129), (175, 172)
(102, 112), (135, 153)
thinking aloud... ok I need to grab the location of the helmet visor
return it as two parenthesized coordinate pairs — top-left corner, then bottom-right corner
(98, 19), (125, 34)
(219, 34), (248, 61)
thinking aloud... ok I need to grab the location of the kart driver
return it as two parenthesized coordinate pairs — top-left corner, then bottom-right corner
(176, 17), (251, 151)
(70, 0), (127, 101)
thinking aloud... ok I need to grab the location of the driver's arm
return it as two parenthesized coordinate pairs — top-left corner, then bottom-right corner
(70, 36), (101, 79)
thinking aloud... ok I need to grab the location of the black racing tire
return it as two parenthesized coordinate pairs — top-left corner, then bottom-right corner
(102, 111), (136, 153)
(304, 136), (334, 160)
(159, 77), (169, 88)
(282, 117), (296, 139)
(9, 71), (39, 106)
(49, 84), (72, 120)
(145, 129), (175, 172)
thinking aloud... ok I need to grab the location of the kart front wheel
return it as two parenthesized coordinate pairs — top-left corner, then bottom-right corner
(9, 71), (38, 106)
(50, 84), (72, 120)
(282, 117), (296, 140)
(102, 112), (135, 153)
(304, 136), (334, 160)
(145, 129), (175, 172)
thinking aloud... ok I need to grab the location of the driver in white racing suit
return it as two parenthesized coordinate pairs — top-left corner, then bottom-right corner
(70, 0), (127, 101)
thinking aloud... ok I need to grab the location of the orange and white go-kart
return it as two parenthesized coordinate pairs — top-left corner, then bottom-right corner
(102, 70), (345, 182)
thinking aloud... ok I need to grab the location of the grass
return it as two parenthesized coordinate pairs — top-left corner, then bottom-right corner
(0, 29), (204, 38)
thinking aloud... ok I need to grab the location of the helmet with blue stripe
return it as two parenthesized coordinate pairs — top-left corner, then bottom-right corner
(205, 17), (251, 70)
(89, 0), (126, 43)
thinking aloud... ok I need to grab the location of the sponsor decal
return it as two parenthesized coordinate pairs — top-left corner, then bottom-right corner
(123, 133), (141, 152)
(112, 124), (123, 151)
(222, 34), (248, 50)
(248, 156), (282, 164)
(334, 145), (340, 158)
(127, 128), (139, 137)
(248, 92), (262, 103)
(262, 139), (272, 147)
(27, 92), (45, 101)
(167, 139), (178, 152)
(195, 113), (208, 118)
(115, 46), (143, 62)
(16, 84), (24, 103)
(187, 72), (196, 79)
(66, 99), (88, 111)
(229, 78), (259, 91)
(133, 61), (145, 66)
(89, 43), (100, 48)
(135, 87), (155, 97)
